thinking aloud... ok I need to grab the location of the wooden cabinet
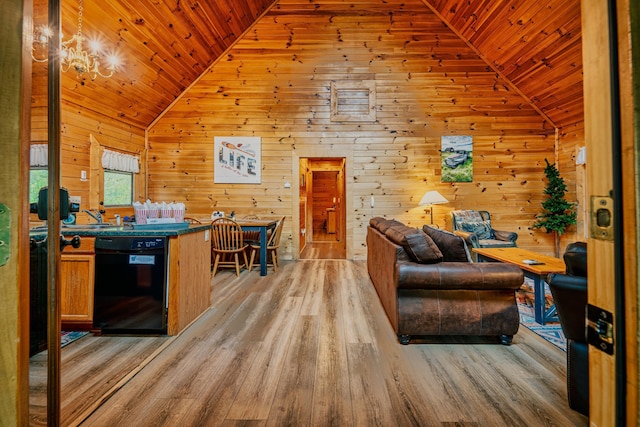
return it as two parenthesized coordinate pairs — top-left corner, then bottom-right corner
(327, 208), (337, 234)
(167, 229), (211, 335)
(60, 237), (95, 329)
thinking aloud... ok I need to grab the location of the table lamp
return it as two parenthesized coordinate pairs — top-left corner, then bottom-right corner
(419, 190), (449, 225)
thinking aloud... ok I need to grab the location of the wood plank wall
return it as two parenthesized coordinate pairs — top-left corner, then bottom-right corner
(557, 122), (586, 247)
(28, 0), (585, 259)
(30, 59), (147, 224)
(146, 0), (583, 259)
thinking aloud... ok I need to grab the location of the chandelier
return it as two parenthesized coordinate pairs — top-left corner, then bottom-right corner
(31, 0), (119, 80)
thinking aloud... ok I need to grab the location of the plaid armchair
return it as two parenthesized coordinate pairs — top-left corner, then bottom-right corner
(450, 210), (517, 259)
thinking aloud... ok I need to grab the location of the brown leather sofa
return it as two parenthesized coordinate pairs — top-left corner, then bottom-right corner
(366, 217), (524, 345)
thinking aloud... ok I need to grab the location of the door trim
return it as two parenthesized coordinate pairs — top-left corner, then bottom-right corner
(292, 151), (353, 260)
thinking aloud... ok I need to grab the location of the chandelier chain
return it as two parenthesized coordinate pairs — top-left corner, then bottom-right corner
(77, 0), (83, 38)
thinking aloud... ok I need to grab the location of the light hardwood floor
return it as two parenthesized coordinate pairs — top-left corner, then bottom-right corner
(29, 335), (172, 426)
(300, 229), (346, 259)
(61, 260), (587, 426)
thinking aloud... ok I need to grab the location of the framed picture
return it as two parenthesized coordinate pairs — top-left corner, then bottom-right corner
(214, 136), (261, 184)
(441, 135), (473, 182)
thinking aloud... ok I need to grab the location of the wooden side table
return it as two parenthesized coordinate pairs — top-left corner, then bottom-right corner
(472, 247), (566, 325)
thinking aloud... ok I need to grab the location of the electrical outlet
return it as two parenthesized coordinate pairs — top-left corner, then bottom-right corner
(69, 196), (81, 204)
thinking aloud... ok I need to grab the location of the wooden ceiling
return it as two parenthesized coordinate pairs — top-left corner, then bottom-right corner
(422, 0), (583, 128)
(38, 0), (583, 130)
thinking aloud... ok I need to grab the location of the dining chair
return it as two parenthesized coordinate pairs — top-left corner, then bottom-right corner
(210, 218), (248, 276)
(241, 215), (261, 244)
(248, 216), (285, 273)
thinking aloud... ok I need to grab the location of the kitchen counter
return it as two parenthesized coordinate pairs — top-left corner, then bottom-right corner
(30, 222), (212, 335)
(30, 223), (210, 238)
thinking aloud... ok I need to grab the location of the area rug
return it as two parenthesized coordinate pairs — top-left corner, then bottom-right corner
(516, 280), (566, 351)
(61, 331), (90, 348)
(519, 311), (566, 351)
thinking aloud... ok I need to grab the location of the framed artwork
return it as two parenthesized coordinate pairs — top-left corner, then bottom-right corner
(441, 135), (473, 182)
(214, 136), (261, 184)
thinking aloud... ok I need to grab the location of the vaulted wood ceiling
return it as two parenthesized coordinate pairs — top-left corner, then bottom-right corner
(422, 0), (583, 128)
(38, 0), (582, 130)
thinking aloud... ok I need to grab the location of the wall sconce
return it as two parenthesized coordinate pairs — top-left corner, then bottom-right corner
(419, 190), (449, 225)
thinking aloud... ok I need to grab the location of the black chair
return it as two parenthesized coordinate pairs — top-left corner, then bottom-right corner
(547, 242), (588, 416)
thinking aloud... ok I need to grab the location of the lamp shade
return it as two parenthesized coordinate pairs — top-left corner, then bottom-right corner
(419, 190), (449, 206)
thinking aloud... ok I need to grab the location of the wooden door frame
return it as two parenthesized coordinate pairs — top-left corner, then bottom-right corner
(1, 0), (32, 424)
(292, 151), (352, 260)
(582, 0), (639, 424)
(617, 0), (639, 422)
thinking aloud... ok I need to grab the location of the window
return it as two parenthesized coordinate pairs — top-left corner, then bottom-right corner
(29, 144), (49, 203)
(29, 168), (48, 203)
(101, 148), (139, 207)
(103, 170), (133, 206)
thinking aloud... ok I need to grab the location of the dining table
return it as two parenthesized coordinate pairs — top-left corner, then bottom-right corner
(234, 218), (278, 276)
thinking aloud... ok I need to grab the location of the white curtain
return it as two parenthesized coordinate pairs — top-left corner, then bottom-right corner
(30, 144), (48, 167)
(102, 149), (139, 173)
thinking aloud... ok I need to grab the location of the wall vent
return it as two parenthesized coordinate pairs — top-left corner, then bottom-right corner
(330, 80), (376, 122)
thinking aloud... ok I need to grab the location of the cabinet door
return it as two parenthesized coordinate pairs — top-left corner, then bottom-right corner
(60, 254), (95, 327)
(327, 210), (337, 234)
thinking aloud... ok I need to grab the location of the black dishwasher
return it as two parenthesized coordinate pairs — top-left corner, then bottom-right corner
(94, 236), (168, 334)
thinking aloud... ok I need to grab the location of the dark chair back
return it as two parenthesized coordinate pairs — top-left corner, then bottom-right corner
(549, 242), (587, 342)
(547, 241), (588, 416)
(564, 241), (587, 277)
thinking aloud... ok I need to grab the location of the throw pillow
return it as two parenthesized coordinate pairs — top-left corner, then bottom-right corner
(458, 220), (495, 240)
(422, 225), (472, 262)
(452, 210), (484, 224)
(385, 226), (443, 264)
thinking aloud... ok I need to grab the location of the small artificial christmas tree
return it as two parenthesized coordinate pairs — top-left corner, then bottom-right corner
(532, 159), (577, 256)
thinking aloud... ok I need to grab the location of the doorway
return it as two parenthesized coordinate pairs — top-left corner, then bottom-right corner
(299, 158), (346, 259)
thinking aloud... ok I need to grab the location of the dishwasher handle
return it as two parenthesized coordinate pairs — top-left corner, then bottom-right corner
(61, 235), (81, 251)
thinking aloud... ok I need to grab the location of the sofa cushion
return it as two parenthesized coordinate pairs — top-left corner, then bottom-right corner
(422, 225), (472, 262)
(458, 220), (495, 240)
(369, 217), (387, 229)
(385, 226), (443, 264)
(375, 219), (405, 234)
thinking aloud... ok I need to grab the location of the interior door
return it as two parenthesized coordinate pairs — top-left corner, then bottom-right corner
(582, 0), (638, 424)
